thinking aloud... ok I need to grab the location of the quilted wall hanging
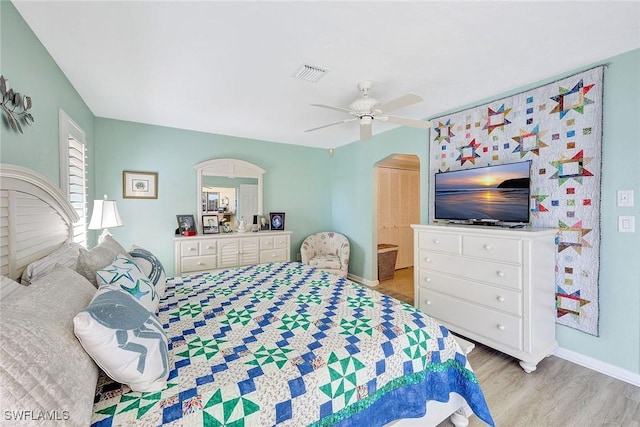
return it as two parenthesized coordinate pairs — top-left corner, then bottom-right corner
(428, 66), (604, 335)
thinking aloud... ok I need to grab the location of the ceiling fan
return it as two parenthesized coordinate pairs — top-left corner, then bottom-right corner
(305, 80), (431, 140)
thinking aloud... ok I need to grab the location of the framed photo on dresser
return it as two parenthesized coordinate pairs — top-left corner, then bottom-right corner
(176, 214), (196, 234)
(269, 212), (285, 231)
(202, 214), (220, 234)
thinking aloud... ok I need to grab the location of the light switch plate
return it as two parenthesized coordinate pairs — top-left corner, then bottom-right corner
(618, 216), (635, 233)
(617, 190), (634, 207)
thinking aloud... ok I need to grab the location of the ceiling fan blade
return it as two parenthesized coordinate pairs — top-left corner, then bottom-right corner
(360, 123), (373, 140)
(377, 93), (423, 113)
(305, 118), (357, 132)
(384, 115), (431, 129)
(310, 103), (353, 114)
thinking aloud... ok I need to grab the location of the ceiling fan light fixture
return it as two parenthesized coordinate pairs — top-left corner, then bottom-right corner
(307, 80), (427, 141)
(360, 115), (373, 125)
(350, 97), (378, 113)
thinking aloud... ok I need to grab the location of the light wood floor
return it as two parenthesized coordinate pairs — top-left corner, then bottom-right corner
(377, 268), (640, 427)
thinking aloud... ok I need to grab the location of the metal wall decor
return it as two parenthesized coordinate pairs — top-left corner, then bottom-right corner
(1, 75), (34, 134)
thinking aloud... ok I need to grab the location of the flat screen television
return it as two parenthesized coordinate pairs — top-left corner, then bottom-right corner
(434, 160), (532, 224)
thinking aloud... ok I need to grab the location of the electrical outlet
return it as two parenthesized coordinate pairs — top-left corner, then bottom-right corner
(618, 216), (635, 233)
(296, 252), (302, 261)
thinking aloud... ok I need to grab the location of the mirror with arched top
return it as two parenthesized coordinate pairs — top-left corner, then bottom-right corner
(194, 159), (264, 233)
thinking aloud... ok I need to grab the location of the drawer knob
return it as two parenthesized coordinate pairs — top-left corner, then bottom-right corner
(484, 244), (492, 250)
(207, 246), (213, 249)
(425, 258), (431, 263)
(189, 247), (196, 251)
(497, 271), (505, 277)
(197, 262), (204, 266)
(497, 324), (505, 331)
(272, 254), (277, 258)
(424, 300), (432, 305)
(433, 239), (440, 244)
(425, 277), (432, 283)
(497, 296), (505, 302)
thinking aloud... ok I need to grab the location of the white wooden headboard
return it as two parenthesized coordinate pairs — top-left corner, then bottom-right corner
(0, 164), (78, 280)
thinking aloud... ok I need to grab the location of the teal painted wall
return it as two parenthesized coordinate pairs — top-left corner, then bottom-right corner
(0, 1), (95, 194)
(2, 0), (638, 375)
(94, 118), (333, 276)
(329, 126), (429, 280)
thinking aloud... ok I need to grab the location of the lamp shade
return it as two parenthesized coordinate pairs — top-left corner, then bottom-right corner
(88, 197), (123, 230)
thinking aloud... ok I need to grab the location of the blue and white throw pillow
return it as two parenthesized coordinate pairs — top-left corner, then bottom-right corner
(96, 254), (159, 313)
(73, 284), (169, 393)
(129, 245), (166, 298)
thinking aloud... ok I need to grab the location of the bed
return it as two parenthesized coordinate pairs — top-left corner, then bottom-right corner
(0, 163), (494, 427)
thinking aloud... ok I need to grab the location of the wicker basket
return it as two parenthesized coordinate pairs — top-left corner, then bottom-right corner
(377, 244), (398, 281)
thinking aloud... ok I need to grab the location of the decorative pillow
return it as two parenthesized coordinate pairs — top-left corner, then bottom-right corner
(73, 285), (169, 393)
(20, 241), (82, 285)
(0, 265), (98, 426)
(96, 254), (160, 313)
(0, 276), (25, 300)
(129, 245), (167, 298)
(98, 234), (129, 256)
(77, 235), (130, 287)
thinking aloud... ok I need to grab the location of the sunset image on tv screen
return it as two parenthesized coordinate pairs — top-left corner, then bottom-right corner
(434, 161), (531, 222)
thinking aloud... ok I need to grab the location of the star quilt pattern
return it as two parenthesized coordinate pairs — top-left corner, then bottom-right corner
(91, 262), (494, 426)
(429, 66), (603, 335)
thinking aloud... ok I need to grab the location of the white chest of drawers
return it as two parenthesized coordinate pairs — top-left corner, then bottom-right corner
(174, 231), (291, 275)
(412, 224), (558, 373)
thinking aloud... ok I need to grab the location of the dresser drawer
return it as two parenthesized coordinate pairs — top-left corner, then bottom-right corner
(418, 231), (461, 254)
(418, 270), (521, 316)
(463, 235), (521, 264)
(419, 289), (522, 350)
(260, 249), (288, 263)
(180, 241), (199, 256)
(260, 235), (289, 250)
(419, 250), (522, 290)
(199, 240), (217, 255)
(181, 255), (217, 273)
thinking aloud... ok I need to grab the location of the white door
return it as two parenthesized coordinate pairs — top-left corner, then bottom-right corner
(238, 184), (259, 221)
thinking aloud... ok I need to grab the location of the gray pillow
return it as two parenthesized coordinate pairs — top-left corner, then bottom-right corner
(77, 236), (129, 287)
(0, 265), (98, 426)
(20, 241), (82, 285)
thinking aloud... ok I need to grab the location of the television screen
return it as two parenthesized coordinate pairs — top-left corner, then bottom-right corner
(434, 160), (531, 223)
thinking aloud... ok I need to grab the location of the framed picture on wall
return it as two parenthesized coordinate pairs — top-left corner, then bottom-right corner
(123, 171), (158, 199)
(202, 214), (220, 234)
(269, 212), (285, 231)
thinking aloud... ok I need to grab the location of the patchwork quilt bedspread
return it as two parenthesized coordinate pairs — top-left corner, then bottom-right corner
(91, 262), (494, 426)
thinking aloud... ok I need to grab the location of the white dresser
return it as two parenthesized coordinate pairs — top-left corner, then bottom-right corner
(412, 224), (558, 373)
(174, 231), (292, 275)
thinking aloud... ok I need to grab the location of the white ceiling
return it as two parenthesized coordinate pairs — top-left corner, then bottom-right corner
(13, 1), (640, 149)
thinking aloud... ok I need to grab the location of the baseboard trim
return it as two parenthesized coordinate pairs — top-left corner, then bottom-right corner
(347, 274), (378, 288)
(554, 347), (640, 387)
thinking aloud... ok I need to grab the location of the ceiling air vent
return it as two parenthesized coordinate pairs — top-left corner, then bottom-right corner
(292, 64), (329, 83)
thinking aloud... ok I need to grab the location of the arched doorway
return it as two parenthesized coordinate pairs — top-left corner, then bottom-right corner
(374, 154), (420, 304)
